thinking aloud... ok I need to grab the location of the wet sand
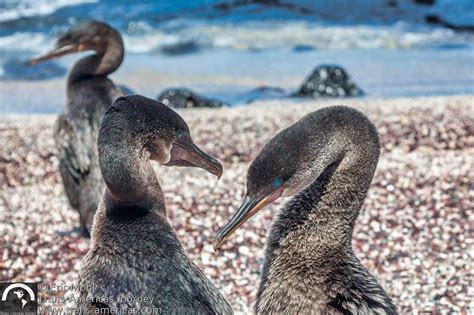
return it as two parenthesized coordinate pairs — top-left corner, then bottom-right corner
(1, 95), (473, 313)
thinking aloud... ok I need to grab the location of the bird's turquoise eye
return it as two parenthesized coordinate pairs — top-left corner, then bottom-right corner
(273, 178), (282, 188)
(175, 129), (184, 138)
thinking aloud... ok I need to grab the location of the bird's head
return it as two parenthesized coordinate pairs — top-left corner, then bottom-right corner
(99, 95), (223, 179)
(29, 21), (121, 65)
(214, 106), (379, 250)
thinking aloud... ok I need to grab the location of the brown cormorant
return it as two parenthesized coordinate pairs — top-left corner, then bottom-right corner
(215, 106), (397, 314)
(30, 21), (126, 236)
(77, 95), (232, 314)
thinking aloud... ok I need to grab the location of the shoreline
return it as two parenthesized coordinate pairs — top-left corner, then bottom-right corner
(2, 47), (474, 114)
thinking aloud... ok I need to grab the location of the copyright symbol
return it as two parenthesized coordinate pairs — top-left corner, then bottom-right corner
(38, 283), (48, 292)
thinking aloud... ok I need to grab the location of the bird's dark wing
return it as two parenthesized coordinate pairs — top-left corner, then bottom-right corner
(327, 258), (398, 315)
(54, 114), (93, 208)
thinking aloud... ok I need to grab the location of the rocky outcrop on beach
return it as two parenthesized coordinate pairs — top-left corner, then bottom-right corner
(293, 65), (364, 98)
(157, 88), (226, 108)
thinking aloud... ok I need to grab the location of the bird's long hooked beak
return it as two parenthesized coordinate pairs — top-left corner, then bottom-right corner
(28, 43), (83, 65)
(165, 138), (223, 179)
(213, 186), (284, 251)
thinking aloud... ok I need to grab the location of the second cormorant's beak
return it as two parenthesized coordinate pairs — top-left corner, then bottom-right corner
(28, 43), (85, 65)
(214, 185), (284, 250)
(165, 137), (223, 179)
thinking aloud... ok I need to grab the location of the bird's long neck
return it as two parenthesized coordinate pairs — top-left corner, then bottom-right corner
(68, 35), (124, 83)
(98, 129), (165, 215)
(257, 149), (378, 302)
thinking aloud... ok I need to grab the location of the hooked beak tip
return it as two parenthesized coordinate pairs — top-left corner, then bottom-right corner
(212, 232), (226, 251)
(216, 165), (223, 180)
(201, 154), (222, 179)
(212, 241), (221, 253)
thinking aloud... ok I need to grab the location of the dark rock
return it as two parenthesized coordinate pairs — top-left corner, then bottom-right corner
(157, 88), (225, 108)
(160, 41), (200, 55)
(413, 0), (435, 5)
(293, 65), (364, 98)
(2, 58), (66, 80)
(425, 14), (474, 32)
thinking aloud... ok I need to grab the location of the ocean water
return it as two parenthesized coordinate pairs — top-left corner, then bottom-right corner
(1, 0), (473, 113)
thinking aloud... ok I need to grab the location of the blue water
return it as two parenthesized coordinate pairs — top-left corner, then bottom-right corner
(0, 0), (473, 113)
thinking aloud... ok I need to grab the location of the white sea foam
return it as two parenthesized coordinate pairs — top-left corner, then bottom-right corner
(0, 0), (98, 23)
(121, 21), (472, 54)
(0, 20), (471, 58)
(192, 21), (471, 50)
(0, 32), (51, 53)
(122, 32), (181, 54)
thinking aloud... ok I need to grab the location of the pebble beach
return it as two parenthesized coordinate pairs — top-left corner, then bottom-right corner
(1, 95), (473, 314)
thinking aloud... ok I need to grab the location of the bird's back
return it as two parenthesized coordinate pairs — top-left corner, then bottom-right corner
(326, 255), (398, 315)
